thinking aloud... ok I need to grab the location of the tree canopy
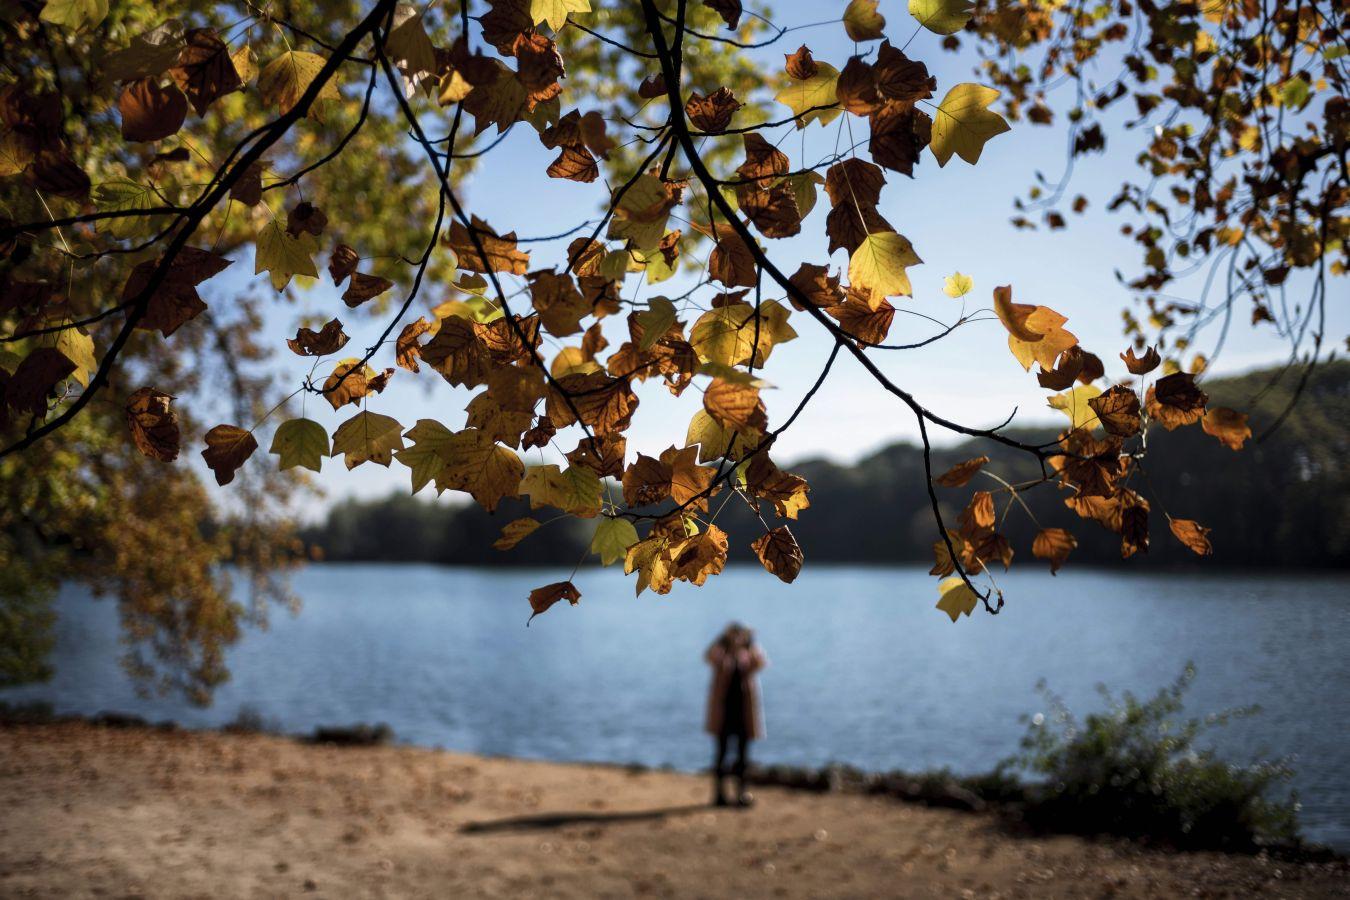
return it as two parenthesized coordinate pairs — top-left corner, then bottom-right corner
(1, 0), (1341, 697)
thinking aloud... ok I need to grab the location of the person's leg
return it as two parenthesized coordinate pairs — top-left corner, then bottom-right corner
(712, 733), (729, 805)
(733, 733), (750, 804)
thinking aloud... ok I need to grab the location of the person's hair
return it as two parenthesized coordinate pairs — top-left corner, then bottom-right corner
(720, 622), (752, 648)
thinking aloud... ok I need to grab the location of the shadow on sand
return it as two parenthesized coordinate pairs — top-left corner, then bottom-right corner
(460, 804), (711, 834)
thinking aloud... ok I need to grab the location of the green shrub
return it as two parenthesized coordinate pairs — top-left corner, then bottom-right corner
(1006, 664), (1300, 850)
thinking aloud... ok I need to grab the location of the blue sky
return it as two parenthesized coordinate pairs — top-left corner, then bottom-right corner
(199, 5), (1347, 512)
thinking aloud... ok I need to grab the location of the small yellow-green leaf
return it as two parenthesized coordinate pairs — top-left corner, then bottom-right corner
(40, 0), (108, 30)
(908, 0), (974, 35)
(255, 220), (318, 291)
(393, 418), (456, 492)
(1047, 383), (1104, 432)
(494, 517), (542, 550)
(53, 324), (97, 386)
(774, 62), (842, 130)
(936, 575), (978, 622)
(530, 0), (590, 31)
(931, 83), (1011, 167)
(591, 516), (640, 566)
(943, 271), (974, 298)
(636, 296), (677, 351)
(270, 417), (329, 472)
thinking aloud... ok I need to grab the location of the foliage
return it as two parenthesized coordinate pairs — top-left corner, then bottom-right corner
(0, 0), (1337, 697)
(954, 0), (1346, 389)
(1006, 665), (1300, 850)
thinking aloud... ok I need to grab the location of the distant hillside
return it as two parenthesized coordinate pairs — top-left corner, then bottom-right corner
(303, 362), (1350, 569)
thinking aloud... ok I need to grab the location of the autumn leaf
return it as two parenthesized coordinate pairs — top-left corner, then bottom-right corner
(40, 0), (109, 31)
(752, 526), (804, 583)
(775, 61), (842, 130)
(125, 387), (180, 462)
(848, 231), (921, 304)
(1202, 406), (1251, 451)
(935, 575), (978, 622)
(636, 297), (678, 351)
(843, 0), (886, 41)
(171, 29), (242, 116)
(1087, 384), (1141, 437)
(935, 455), (989, 487)
(1121, 346), (1161, 375)
(395, 317), (432, 373)
(992, 285), (1078, 371)
(1031, 527), (1076, 575)
(1048, 384), (1103, 432)
(119, 78), (188, 142)
(494, 517), (542, 551)
(392, 419), (456, 492)
(522, 463), (603, 517)
(704, 0), (742, 29)
(686, 87), (742, 134)
(258, 51), (341, 118)
(591, 517), (640, 566)
(256, 220), (318, 291)
(1168, 516), (1213, 556)
(703, 378), (767, 433)
(444, 217), (529, 275)
(331, 411), (404, 470)
(270, 418), (329, 472)
(608, 173), (682, 251)
(685, 410), (759, 463)
(201, 424), (258, 486)
(328, 244), (359, 285)
(287, 318), (348, 357)
(943, 272), (973, 298)
(909, 0), (974, 34)
(1145, 372), (1208, 430)
(342, 272), (394, 307)
(7, 347), (76, 417)
(434, 428), (524, 512)
(527, 580), (581, 623)
(930, 83), (1010, 166)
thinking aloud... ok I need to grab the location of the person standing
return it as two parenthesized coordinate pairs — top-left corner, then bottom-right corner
(705, 623), (766, 807)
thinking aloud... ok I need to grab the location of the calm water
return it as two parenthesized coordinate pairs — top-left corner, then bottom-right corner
(5, 564), (1349, 848)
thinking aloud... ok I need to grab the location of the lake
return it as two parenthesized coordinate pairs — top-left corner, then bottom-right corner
(4, 564), (1349, 849)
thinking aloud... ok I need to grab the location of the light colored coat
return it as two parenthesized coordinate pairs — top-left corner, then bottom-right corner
(704, 641), (767, 739)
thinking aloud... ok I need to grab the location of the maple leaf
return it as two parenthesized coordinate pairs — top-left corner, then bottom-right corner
(433, 428), (524, 512)
(40, 0), (108, 31)
(703, 378), (767, 433)
(521, 463), (602, 516)
(546, 371), (638, 436)
(1088, 384), (1142, 437)
(909, 0), (975, 35)
(342, 272), (394, 308)
(869, 101), (932, 176)
(530, 0), (590, 32)
(255, 220), (318, 291)
(774, 61), (842, 129)
(125, 387), (179, 462)
(1031, 527), (1076, 575)
(122, 246), (231, 337)
(1168, 517), (1213, 556)
(667, 524), (730, 586)
(287, 318), (348, 357)
(331, 411), (404, 469)
(827, 288), (895, 345)
(704, 0), (743, 29)
(935, 576), (978, 622)
(943, 272), (973, 298)
(1121, 346), (1161, 375)
(992, 285), (1078, 371)
(743, 454), (810, 519)
(930, 83), (1011, 166)
(848, 231), (921, 304)
(690, 298), (797, 368)
(395, 317), (432, 373)
(445, 217), (529, 275)
(935, 455), (989, 487)
(686, 87), (742, 134)
(322, 358), (388, 410)
(258, 51), (340, 119)
(685, 409), (760, 463)
(494, 517), (542, 551)
(785, 45), (818, 80)
(118, 78), (188, 142)
(269, 418), (329, 472)
(635, 297), (679, 351)
(420, 316), (490, 388)
(385, 4), (437, 81)
(752, 526), (804, 583)
(201, 424), (258, 486)
(842, 0), (886, 41)
(566, 434), (626, 478)
(171, 29), (241, 116)
(591, 517), (640, 566)
(394, 418), (456, 492)
(1201, 406), (1251, 451)
(1145, 372), (1208, 429)
(609, 174), (683, 252)
(527, 580), (581, 623)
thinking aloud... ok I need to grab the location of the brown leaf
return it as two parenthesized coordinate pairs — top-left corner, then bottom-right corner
(546, 371), (638, 436)
(125, 387), (180, 462)
(547, 145), (598, 182)
(527, 580), (581, 622)
(752, 526), (803, 583)
(1088, 384), (1141, 437)
(322, 360), (377, 410)
(230, 162), (264, 207)
(827, 289), (894, 345)
(1031, 527), (1076, 575)
(1201, 406), (1250, 451)
(638, 74), (667, 99)
(1145, 372), (1208, 430)
(667, 524), (729, 586)
(395, 317), (432, 372)
(704, 0), (743, 29)
(824, 158), (887, 207)
(201, 424), (258, 486)
(1168, 517), (1213, 556)
(703, 378), (767, 433)
(836, 56), (881, 116)
(785, 45), (818, 80)
(122, 247), (232, 338)
(685, 87), (742, 133)
(328, 243), (359, 285)
(869, 101), (932, 176)
(171, 29), (242, 116)
(119, 77), (188, 142)
(445, 216), (529, 275)
(959, 490), (996, 532)
(705, 223), (758, 287)
(512, 32), (564, 111)
(7, 347), (75, 417)
(522, 415), (557, 450)
(529, 269), (590, 337)
(1121, 345), (1161, 375)
(566, 434), (626, 477)
(824, 201), (892, 255)
(1120, 502), (1149, 558)
(287, 318), (349, 357)
(342, 271), (394, 307)
(935, 455), (989, 488)
(421, 316), (490, 388)
(788, 263), (845, 309)
(873, 41), (935, 103)
(26, 150), (90, 200)
(286, 201), (328, 238)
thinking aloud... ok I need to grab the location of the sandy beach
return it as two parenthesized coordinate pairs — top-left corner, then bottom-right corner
(0, 722), (1346, 899)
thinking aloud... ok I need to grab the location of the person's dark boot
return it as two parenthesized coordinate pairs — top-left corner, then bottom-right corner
(713, 776), (728, 806)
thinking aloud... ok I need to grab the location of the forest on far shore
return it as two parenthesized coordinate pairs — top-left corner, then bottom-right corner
(303, 362), (1350, 570)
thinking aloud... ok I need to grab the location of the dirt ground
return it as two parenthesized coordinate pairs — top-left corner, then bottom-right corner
(0, 722), (1346, 899)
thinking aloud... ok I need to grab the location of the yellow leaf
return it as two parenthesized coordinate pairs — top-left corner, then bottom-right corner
(689, 299), (797, 367)
(494, 517), (542, 551)
(1047, 384), (1104, 432)
(258, 51), (341, 118)
(433, 428), (523, 512)
(331, 411), (404, 469)
(931, 83), (1010, 167)
(935, 575), (978, 622)
(530, 0), (590, 32)
(908, 0), (974, 34)
(942, 271), (973, 298)
(394, 418), (456, 492)
(269, 417), (329, 472)
(774, 62), (842, 130)
(255, 220), (317, 291)
(40, 0), (108, 30)
(591, 517), (640, 566)
(842, 0), (886, 41)
(848, 231), (921, 303)
(636, 296), (677, 351)
(521, 463), (603, 517)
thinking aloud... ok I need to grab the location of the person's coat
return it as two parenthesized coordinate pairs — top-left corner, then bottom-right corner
(704, 641), (766, 739)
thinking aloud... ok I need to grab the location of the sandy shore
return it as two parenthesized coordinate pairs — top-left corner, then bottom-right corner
(0, 722), (1346, 899)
